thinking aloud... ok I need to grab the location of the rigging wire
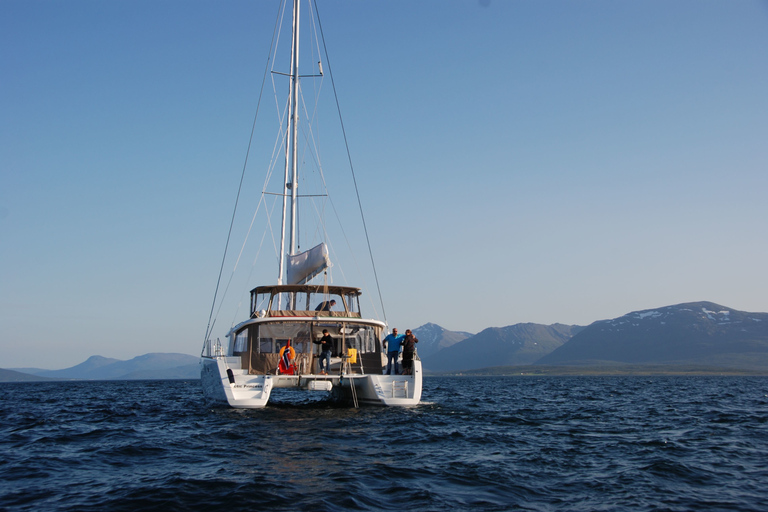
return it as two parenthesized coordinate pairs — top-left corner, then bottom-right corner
(204, 3), (284, 344)
(206, 0), (389, 344)
(313, 0), (388, 325)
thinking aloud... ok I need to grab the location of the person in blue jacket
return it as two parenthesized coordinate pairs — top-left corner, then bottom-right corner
(382, 328), (404, 375)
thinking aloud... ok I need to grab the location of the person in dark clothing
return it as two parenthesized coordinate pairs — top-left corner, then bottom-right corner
(315, 299), (336, 311)
(401, 329), (418, 375)
(313, 329), (335, 374)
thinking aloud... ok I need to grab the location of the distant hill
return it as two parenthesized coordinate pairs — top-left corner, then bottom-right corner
(23, 355), (122, 379)
(0, 368), (54, 382)
(7, 353), (200, 381)
(536, 302), (768, 370)
(423, 323), (583, 372)
(412, 323), (472, 359)
(116, 364), (200, 380)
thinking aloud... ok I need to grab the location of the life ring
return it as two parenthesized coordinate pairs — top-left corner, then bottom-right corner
(278, 345), (296, 360)
(278, 345), (297, 375)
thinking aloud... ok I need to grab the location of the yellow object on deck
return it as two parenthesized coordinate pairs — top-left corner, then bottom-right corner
(347, 348), (357, 364)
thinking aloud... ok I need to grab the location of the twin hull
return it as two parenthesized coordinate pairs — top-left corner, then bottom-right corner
(200, 356), (422, 407)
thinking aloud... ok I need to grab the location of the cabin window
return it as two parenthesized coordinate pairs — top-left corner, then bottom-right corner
(293, 293), (310, 310)
(347, 295), (361, 314)
(343, 325), (377, 354)
(257, 322), (312, 354)
(234, 331), (248, 353)
(259, 338), (274, 353)
(272, 292), (292, 310)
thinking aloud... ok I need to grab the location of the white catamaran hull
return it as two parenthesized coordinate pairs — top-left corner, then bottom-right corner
(201, 356), (422, 408)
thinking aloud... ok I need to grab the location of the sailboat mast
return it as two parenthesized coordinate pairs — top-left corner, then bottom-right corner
(277, 0), (301, 285)
(288, 0), (301, 257)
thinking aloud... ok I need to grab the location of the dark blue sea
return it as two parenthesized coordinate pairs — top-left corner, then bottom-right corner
(2, 377), (767, 511)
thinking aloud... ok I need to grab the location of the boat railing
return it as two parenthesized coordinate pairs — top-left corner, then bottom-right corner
(257, 310), (361, 319)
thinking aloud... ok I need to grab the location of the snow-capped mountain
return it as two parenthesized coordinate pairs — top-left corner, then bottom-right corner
(536, 301), (768, 368)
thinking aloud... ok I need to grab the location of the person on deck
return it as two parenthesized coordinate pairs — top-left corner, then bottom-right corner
(382, 328), (404, 375)
(401, 329), (418, 375)
(313, 329), (335, 375)
(315, 299), (336, 311)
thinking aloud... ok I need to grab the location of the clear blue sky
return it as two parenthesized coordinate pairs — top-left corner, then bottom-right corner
(2, 0), (767, 369)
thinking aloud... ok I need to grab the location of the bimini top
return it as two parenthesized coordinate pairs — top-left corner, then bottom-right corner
(250, 284), (364, 318)
(250, 284), (362, 296)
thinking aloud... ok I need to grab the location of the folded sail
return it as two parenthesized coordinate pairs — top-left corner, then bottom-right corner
(287, 243), (331, 285)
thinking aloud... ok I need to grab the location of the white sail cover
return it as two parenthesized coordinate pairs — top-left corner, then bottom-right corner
(287, 243), (331, 285)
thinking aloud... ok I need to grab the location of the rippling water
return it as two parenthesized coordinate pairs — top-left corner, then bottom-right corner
(2, 376), (767, 511)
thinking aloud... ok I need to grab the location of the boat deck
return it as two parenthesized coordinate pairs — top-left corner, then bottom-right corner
(268, 372), (400, 389)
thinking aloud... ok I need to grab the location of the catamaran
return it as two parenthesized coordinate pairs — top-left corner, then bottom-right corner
(200, 0), (422, 408)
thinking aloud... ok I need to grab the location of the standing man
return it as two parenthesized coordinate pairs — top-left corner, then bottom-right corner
(313, 329), (335, 375)
(382, 328), (404, 375)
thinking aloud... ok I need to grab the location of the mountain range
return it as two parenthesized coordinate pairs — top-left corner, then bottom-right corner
(408, 322), (473, 359)
(4, 301), (767, 381)
(5, 353), (199, 382)
(417, 323), (583, 372)
(417, 301), (768, 373)
(536, 301), (768, 370)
